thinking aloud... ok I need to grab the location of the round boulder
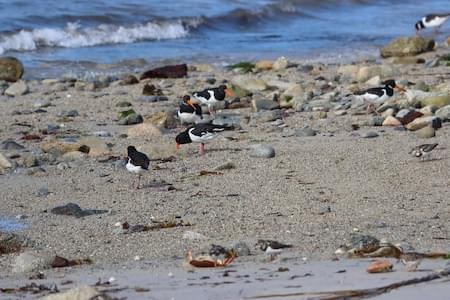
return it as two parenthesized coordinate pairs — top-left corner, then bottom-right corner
(0, 57), (24, 82)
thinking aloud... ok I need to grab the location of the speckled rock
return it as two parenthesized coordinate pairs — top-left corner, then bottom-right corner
(380, 36), (435, 57)
(12, 251), (54, 273)
(249, 144), (276, 158)
(0, 57), (24, 82)
(5, 80), (29, 96)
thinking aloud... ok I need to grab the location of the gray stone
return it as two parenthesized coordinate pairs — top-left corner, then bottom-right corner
(5, 80), (29, 96)
(380, 36), (435, 58)
(361, 131), (379, 138)
(250, 144), (276, 158)
(295, 127), (317, 137)
(182, 231), (207, 241)
(51, 203), (108, 218)
(0, 57), (24, 82)
(0, 152), (12, 169)
(415, 126), (435, 138)
(252, 110), (282, 123)
(1, 140), (24, 150)
(136, 95), (168, 102)
(36, 186), (50, 197)
(435, 105), (450, 121)
(231, 241), (251, 257)
(59, 110), (79, 118)
(396, 109), (412, 119)
(118, 114), (143, 125)
(47, 124), (60, 134)
(212, 115), (241, 128)
(252, 99), (279, 111)
(214, 161), (236, 171)
(12, 251), (54, 273)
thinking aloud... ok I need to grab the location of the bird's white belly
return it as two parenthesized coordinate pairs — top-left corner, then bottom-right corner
(126, 161), (142, 174)
(359, 92), (388, 103)
(189, 131), (216, 143)
(426, 17), (448, 27)
(178, 111), (201, 124)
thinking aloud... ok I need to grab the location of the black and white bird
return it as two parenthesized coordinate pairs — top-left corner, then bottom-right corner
(126, 146), (150, 189)
(175, 123), (232, 155)
(410, 143), (438, 161)
(177, 95), (203, 125)
(353, 79), (405, 113)
(400, 252), (425, 272)
(256, 239), (293, 261)
(192, 85), (233, 117)
(415, 14), (450, 34)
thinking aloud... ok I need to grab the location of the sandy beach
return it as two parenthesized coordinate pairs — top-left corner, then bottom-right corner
(1, 34), (450, 298)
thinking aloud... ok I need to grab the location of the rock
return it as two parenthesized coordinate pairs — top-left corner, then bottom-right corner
(118, 113), (143, 125)
(142, 83), (163, 96)
(252, 110), (283, 122)
(366, 260), (393, 273)
(5, 80), (29, 96)
(127, 123), (162, 137)
(406, 116), (441, 131)
(190, 63), (215, 72)
(231, 241), (251, 256)
(141, 143), (175, 160)
(116, 101), (132, 107)
(273, 56), (289, 70)
(51, 203), (107, 218)
(419, 105), (437, 116)
(78, 137), (110, 157)
(212, 115), (241, 128)
(231, 75), (267, 92)
(0, 57), (24, 82)
(41, 141), (82, 156)
(255, 60), (273, 70)
(397, 110), (424, 125)
(337, 65), (359, 79)
(356, 66), (394, 82)
(136, 95), (168, 102)
(365, 76), (381, 86)
(12, 251), (54, 273)
(140, 64), (187, 79)
(0, 152), (13, 169)
(382, 116), (402, 126)
(58, 110), (79, 118)
(415, 126), (435, 138)
(361, 131), (379, 138)
(313, 111), (327, 119)
(22, 155), (39, 168)
(0, 233), (30, 254)
(1, 140), (24, 150)
(120, 74), (139, 85)
(42, 285), (99, 300)
(183, 231), (207, 241)
(420, 95), (450, 108)
(435, 105), (450, 121)
(391, 57), (426, 64)
(295, 127), (317, 137)
(214, 161), (236, 171)
(252, 98), (279, 112)
(144, 111), (177, 129)
(36, 186), (50, 197)
(249, 144), (275, 158)
(380, 36), (435, 58)
(280, 84), (304, 108)
(62, 151), (87, 161)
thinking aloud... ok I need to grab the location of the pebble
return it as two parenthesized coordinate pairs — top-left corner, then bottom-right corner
(249, 144), (276, 158)
(22, 155), (39, 168)
(42, 285), (99, 300)
(295, 127), (317, 137)
(252, 110), (283, 123)
(231, 241), (251, 257)
(415, 126), (435, 138)
(0, 152), (13, 169)
(92, 131), (112, 137)
(182, 231), (207, 241)
(1, 140), (25, 150)
(361, 131), (379, 138)
(136, 95), (168, 102)
(12, 251), (54, 274)
(58, 110), (79, 118)
(118, 114), (143, 125)
(5, 80), (29, 97)
(36, 186), (50, 197)
(50, 203), (108, 218)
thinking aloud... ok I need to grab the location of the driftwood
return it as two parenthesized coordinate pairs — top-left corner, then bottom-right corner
(249, 267), (450, 300)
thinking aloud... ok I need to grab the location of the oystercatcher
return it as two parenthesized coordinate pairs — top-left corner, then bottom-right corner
(410, 143), (438, 161)
(126, 146), (150, 189)
(192, 85), (233, 117)
(175, 123), (232, 155)
(177, 95), (203, 125)
(415, 14), (450, 34)
(354, 79), (405, 113)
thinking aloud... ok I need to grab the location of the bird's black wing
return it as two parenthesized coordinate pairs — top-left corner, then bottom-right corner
(193, 89), (211, 99)
(130, 152), (150, 170)
(178, 103), (195, 114)
(354, 87), (384, 97)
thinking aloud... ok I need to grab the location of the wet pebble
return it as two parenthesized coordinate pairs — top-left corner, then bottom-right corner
(250, 144), (276, 158)
(361, 131), (379, 138)
(295, 127), (317, 137)
(36, 186), (50, 197)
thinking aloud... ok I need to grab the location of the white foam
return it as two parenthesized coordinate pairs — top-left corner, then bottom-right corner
(0, 20), (192, 54)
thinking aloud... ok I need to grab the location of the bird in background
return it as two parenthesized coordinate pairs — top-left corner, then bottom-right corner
(177, 95), (203, 125)
(410, 143), (438, 161)
(126, 146), (150, 189)
(192, 85), (233, 118)
(415, 13), (450, 34)
(175, 123), (233, 156)
(353, 79), (405, 113)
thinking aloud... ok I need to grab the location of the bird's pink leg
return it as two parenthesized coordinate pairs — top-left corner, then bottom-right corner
(136, 175), (141, 189)
(208, 106), (216, 118)
(199, 143), (205, 156)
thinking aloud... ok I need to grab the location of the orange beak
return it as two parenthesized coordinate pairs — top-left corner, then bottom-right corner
(187, 99), (195, 109)
(225, 88), (233, 98)
(176, 143), (180, 150)
(394, 85), (406, 93)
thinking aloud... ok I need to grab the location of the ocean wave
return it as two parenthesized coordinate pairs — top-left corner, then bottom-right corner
(0, 19), (202, 54)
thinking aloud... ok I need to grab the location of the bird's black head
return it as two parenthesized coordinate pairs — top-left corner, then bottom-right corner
(382, 79), (396, 88)
(175, 130), (191, 146)
(182, 95), (190, 103)
(415, 20), (424, 32)
(218, 85), (227, 91)
(127, 146), (137, 155)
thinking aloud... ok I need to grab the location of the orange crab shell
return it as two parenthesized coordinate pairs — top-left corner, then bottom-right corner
(187, 250), (235, 268)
